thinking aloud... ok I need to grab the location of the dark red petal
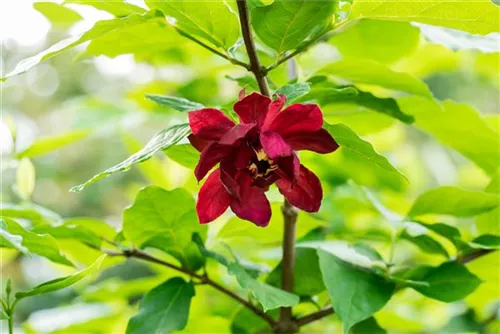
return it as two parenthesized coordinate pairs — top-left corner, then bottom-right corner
(188, 108), (235, 141)
(277, 164), (322, 212)
(220, 160), (241, 200)
(284, 128), (339, 154)
(230, 171), (271, 227)
(188, 134), (210, 152)
(262, 94), (286, 131)
(197, 169), (231, 224)
(275, 153), (300, 183)
(269, 104), (323, 137)
(219, 123), (257, 146)
(260, 131), (293, 159)
(233, 92), (271, 127)
(194, 142), (233, 181)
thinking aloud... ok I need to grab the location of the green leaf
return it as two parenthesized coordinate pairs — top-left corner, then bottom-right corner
(16, 255), (105, 300)
(399, 98), (500, 175)
(405, 262), (481, 302)
(407, 186), (500, 218)
(65, 0), (145, 17)
(477, 175), (500, 235)
(126, 277), (195, 334)
(16, 157), (36, 200)
(71, 123), (190, 192)
(317, 59), (432, 97)
(0, 218), (73, 267)
(145, 94), (204, 112)
(437, 309), (483, 334)
(318, 250), (395, 333)
(330, 19), (420, 64)
(266, 248), (325, 296)
(400, 230), (449, 258)
(468, 234), (500, 250)
(164, 144), (199, 169)
(351, 317), (386, 334)
(34, 2), (82, 28)
(147, 0), (240, 49)
(350, 0), (500, 35)
(16, 130), (90, 158)
(324, 123), (407, 181)
(32, 224), (103, 250)
(194, 234), (300, 311)
(225, 75), (260, 91)
(275, 83), (311, 103)
(0, 203), (61, 225)
(1, 11), (163, 81)
(415, 23), (500, 53)
(0, 219), (28, 254)
(252, 0), (336, 53)
(123, 186), (204, 270)
(0, 310), (10, 320)
(412, 222), (462, 247)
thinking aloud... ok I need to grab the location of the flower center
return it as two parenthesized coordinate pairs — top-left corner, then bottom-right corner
(248, 149), (278, 178)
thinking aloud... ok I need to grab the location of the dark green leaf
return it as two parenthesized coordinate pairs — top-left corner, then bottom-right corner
(252, 0), (336, 53)
(318, 250), (395, 333)
(145, 94), (204, 112)
(400, 230), (449, 258)
(194, 234), (299, 311)
(351, 317), (386, 334)
(126, 277), (195, 334)
(15, 255), (105, 299)
(0, 218), (73, 267)
(468, 234), (500, 250)
(275, 83), (311, 103)
(408, 186), (500, 218)
(71, 123), (190, 192)
(324, 123), (407, 181)
(413, 222), (462, 247)
(266, 248), (325, 296)
(405, 262), (481, 302)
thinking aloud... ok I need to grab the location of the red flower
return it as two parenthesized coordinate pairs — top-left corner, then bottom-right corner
(188, 92), (339, 227)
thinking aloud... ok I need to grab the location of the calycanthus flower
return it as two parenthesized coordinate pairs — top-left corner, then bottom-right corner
(188, 92), (339, 227)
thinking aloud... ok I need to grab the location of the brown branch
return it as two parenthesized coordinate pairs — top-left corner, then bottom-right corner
(105, 248), (275, 325)
(459, 248), (494, 264)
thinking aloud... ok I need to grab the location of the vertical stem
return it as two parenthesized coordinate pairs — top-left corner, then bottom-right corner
(236, 1), (298, 332)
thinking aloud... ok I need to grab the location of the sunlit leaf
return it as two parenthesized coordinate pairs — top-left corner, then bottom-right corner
(0, 218), (73, 267)
(16, 130), (90, 158)
(126, 277), (195, 334)
(408, 186), (500, 218)
(164, 144), (199, 169)
(65, 0), (145, 17)
(275, 83), (311, 103)
(252, 0), (335, 53)
(71, 123), (190, 192)
(15, 157), (35, 200)
(32, 223), (103, 250)
(147, 0), (240, 49)
(145, 94), (204, 112)
(317, 59), (432, 97)
(350, 0), (500, 35)
(477, 175), (500, 235)
(404, 262), (481, 302)
(15, 255), (106, 299)
(318, 250), (395, 333)
(34, 2), (82, 28)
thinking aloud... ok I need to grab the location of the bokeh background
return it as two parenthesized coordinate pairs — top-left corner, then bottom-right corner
(1, 0), (499, 333)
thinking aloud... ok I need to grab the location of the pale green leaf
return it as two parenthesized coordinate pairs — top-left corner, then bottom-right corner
(317, 59), (432, 97)
(477, 175), (500, 234)
(0, 203), (61, 225)
(324, 123), (407, 180)
(32, 224), (103, 250)
(65, 0), (145, 17)
(145, 94), (204, 112)
(16, 157), (36, 200)
(126, 277), (195, 334)
(2, 11), (163, 81)
(164, 144), (199, 169)
(0, 218), (73, 267)
(16, 130), (90, 158)
(399, 97), (500, 175)
(252, 0), (336, 53)
(15, 255), (106, 299)
(414, 23), (500, 53)
(0, 219), (29, 254)
(147, 0), (240, 49)
(330, 19), (420, 64)
(71, 123), (190, 192)
(318, 250), (395, 333)
(408, 186), (500, 218)
(350, 0), (500, 35)
(34, 2), (82, 28)
(404, 262), (481, 302)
